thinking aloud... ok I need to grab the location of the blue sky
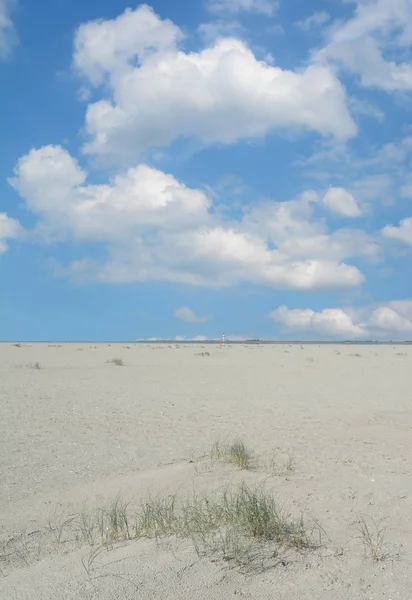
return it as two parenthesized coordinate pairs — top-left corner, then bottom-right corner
(1, 0), (412, 341)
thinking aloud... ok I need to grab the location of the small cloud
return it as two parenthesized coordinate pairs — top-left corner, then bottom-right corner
(322, 187), (362, 217)
(348, 96), (385, 122)
(173, 306), (210, 324)
(175, 335), (209, 341)
(198, 19), (244, 43)
(382, 217), (412, 245)
(0, 211), (23, 253)
(295, 11), (330, 32)
(206, 0), (278, 16)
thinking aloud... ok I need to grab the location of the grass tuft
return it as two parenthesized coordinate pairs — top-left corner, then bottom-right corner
(211, 438), (253, 469)
(355, 516), (388, 562)
(28, 361), (41, 370)
(109, 357), (124, 366)
(266, 453), (295, 476)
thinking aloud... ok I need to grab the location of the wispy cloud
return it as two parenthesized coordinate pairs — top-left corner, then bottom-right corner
(205, 0), (278, 16)
(295, 11), (330, 31)
(0, 0), (18, 60)
(173, 307), (210, 324)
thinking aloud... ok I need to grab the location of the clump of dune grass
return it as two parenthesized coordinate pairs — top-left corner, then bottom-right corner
(211, 438), (253, 469)
(28, 361), (41, 370)
(355, 516), (388, 562)
(137, 483), (318, 569)
(266, 453), (295, 476)
(2, 484), (321, 575)
(109, 357), (124, 366)
(134, 483), (319, 567)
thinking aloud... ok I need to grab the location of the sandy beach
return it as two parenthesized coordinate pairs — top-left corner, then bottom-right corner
(1, 342), (411, 599)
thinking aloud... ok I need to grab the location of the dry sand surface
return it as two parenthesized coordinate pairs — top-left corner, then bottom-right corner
(1, 342), (412, 599)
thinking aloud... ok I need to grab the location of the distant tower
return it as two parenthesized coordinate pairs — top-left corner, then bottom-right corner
(221, 333), (226, 344)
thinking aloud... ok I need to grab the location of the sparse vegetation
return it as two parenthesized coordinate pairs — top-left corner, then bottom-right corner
(266, 453), (295, 476)
(211, 438), (253, 469)
(1, 484), (320, 574)
(109, 357), (124, 366)
(355, 516), (388, 562)
(28, 361), (41, 370)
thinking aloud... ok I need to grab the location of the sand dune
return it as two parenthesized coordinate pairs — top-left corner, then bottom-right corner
(1, 343), (411, 599)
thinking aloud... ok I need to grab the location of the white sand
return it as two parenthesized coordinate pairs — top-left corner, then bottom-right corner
(1, 343), (411, 599)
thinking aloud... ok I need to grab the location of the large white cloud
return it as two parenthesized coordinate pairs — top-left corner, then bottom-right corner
(270, 300), (412, 340)
(72, 5), (356, 163)
(10, 145), (367, 290)
(10, 145), (211, 241)
(269, 306), (366, 338)
(382, 217), (412, 244)
(316, 0), (412, 91)
(0, 0), (17, 59)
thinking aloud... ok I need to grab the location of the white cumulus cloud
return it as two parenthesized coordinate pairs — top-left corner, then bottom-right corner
(367, 304), (412, 333)
(10, 145), (368, 291)
(73, 4), (183, 86)
(322, 187), (362, 217)
(382, 217), (412, 244)
(72, 5), (356, 164)
(173, 307), (209, 323)
(269, 300), (412, 340)
(315, 0), (412, 91)
(269, 306), (366, 338)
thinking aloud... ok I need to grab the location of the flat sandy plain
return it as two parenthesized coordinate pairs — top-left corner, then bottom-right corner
(1, 342), (411, 599)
